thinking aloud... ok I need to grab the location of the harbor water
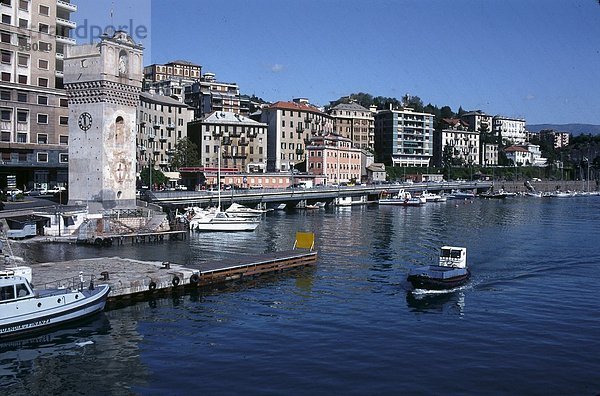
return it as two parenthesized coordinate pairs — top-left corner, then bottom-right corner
(2, 197), (600, 395)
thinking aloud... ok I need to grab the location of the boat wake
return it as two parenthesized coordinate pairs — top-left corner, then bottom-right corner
(411, 284), (470, 296)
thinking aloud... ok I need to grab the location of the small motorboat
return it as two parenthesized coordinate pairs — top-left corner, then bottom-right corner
(407, 246), (471, 290)
(378, 190), (425, 206)
(0, 266), (110, 339)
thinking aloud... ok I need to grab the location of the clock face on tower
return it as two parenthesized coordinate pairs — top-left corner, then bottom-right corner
(78, 112), (92, 131)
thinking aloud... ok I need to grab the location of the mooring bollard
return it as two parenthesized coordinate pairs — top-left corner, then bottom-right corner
(101, 271), (109, 281)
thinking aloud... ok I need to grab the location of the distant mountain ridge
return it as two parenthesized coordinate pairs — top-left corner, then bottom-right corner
(527, 124), (600, 135)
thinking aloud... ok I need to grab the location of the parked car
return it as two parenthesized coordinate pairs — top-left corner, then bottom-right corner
(47, 186), (66, 194)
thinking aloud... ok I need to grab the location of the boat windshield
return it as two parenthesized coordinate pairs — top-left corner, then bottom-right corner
(441, 249), (461, 259)
(0, 285), (15, 301)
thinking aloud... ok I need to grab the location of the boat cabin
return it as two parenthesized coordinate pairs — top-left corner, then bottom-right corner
(438, 246), (467, 268)
(0, 276), (34, 303)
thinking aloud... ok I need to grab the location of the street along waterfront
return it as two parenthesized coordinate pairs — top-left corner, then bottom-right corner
(3, 196), (600, 394)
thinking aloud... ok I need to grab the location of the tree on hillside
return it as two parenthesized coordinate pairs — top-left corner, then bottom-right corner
(170, 137), (201, 169)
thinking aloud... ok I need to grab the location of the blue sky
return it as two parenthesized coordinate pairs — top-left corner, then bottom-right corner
(73, 0), (600, 125)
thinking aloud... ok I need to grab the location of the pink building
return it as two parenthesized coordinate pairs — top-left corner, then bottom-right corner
(307, 133), (362, 185)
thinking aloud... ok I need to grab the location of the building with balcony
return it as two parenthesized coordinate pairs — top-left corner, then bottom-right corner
(481, 143), (499, 166)
(460, 110), (493, 134)
(187, 111), (267, 173)
(492, 115), (526, 144)
(137, 92), (194, 174)
(374, 107), (434, 167)
(261, 99), (333, 172)
(0, 0), (75, 190)
(306, 133), (362, 185)
(143, 59), (201, 84)
(327, 101), (374, 151)
(433, 118), (480, 167)
(184, 72), (241, 120)
(538, 129), (570, 149)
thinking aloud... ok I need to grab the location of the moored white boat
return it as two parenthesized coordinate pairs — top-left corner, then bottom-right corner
(189, 211), (260, 232)
(225, 202), (268, 218)
(447, 190), (476, 200)
(379, 190), (424, 206)
(0, 266), (110, 339)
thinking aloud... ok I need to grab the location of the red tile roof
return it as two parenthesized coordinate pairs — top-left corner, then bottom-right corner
(268, 101), (325, 115)
(505, 146), (529, 152)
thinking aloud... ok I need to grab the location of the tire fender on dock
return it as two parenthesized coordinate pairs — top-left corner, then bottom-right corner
(148, 281), (157, 291)
(172, 276), (180, 287)
(189, 273), (200, 285)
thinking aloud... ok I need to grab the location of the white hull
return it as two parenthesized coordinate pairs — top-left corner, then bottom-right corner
(0, 284), (110, 339)
(192, 221), (259, 232)
(190, 211), (260, 232)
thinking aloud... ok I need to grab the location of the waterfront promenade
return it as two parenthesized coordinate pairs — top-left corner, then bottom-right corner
(144, 181), (492, 208)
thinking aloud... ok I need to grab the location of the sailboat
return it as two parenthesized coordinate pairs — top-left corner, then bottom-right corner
(189, 146), (260, 232)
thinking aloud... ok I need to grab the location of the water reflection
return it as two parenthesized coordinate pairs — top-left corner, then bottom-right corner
(406, 290), (466, 316)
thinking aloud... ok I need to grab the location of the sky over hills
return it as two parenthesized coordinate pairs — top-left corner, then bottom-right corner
(74, 0), (600, 125)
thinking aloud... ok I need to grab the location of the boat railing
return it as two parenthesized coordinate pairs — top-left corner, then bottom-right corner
(35, 273), (96, 294)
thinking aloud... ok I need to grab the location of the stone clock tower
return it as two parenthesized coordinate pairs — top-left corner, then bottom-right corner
(64, 31), (143, 212)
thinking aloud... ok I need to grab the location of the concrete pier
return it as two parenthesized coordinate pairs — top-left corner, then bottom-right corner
(27, 250), (318, 308)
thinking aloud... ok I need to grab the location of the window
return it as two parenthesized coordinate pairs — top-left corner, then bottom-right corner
(18, 0), (27, 11)
(17, 36), (26, 48)
(38, 5), (49, 16)
(1, 14), (10, 24)
(38, 77), (48, 87)
(0, 49), (10, 64)
(1, 72), (10, 82)
(37, 113), (47, 124)
(59, 98), (68, 107)
(59, 135), (68, 145)
(38, 23), (48, 33)
(59, 153), (68, 163)
(18, 18), (27, 28)
(37, 152), (48, 162)
(1, 108), (11, 120)
(59, 116), (67, 125)
(16, 109), (27, 122)
(38, 59), (48, 69)
(0, 90), (9, 100)
(0, 30), (9, 43)
(17, 74), (26, 84)
(38, 41), (50, 51)
(16, 132), (26, 142)
(17, 92), (26, 102)
(37, 95), (47, 105)
(37, 134), (47, 144)
(17, 53), (28, 67)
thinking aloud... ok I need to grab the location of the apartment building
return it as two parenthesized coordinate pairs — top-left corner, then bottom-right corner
(137, 91), (194, 174)
(374, 107), (434, 167)
(306, 132), (361, 185)
(143, 59), (201, 84)
(187, 111), (267, 173)
(539, 129), (570, 149)
(460, 110), (493, 133)
(0, 0), (75, 190)
(184, 72), (240, 119)
(492, 115), (526, 144)
(327, 101), (374, 151)
(481, 143), (498, 166)
(261, 99), (333, 172)
(433, 118), (479, 167)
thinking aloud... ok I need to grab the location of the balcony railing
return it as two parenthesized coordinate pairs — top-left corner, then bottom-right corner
(57, 0), (77, 12)
(1, 121), (12, 131)
(56, 35), (76, 45)
(56, 17), (76, 29)
(166, 123), (175, 130)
